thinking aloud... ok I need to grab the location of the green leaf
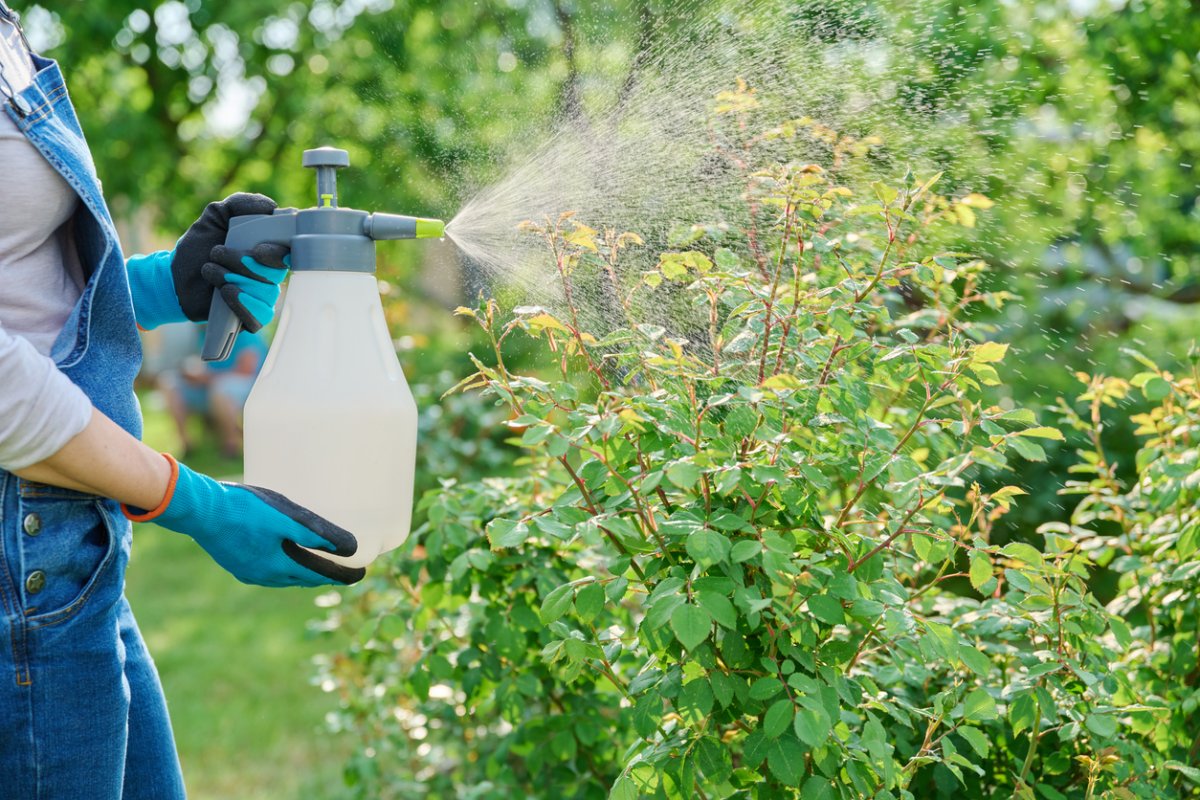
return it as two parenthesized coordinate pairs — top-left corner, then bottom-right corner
(1009, 692), (1037, 736)
(1165, 761), (1200, 786)
(574, 582), (605, 624)
(667, 460), (702, 489)
(749, 676), (784, 701)
(969, 551), (993, 592)
(962, 689), (997, 722)
(793, 705), (831, 748)
(609, 775), (637, 800)
(730, 539), (762, 563)
(695, 737), (732, 782)
(998, 408), (1037, 425)
(1015, 426), (1064, 441)
(1085, 713), (1118, 738)
(687, 530), (732, 568)
(1008, 436), (1046, 462)
(763, 699), (794, 738)
(697, 590), (738, 629)
(971, 341), (1009, 363)
(767, 736), (806, 786)
(808, 594), (845, 626)
(487, 518), (529, 549)
(540, 584), (575, 625)
(1001, 542), (1044, 567)
(678, 677), (714, 723)
(801, 777), (834, 800)
(710, 670), (734, 708)
(1142, 376), (1171, 401)
(958, 643), (991, 677)
(670, 604), (712, 651)
(958, 726), (990, 757)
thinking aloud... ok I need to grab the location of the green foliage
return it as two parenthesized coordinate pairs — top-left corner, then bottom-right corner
(317, 103), (1198, 798)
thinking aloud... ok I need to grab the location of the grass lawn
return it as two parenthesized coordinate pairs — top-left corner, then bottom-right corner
(124, 391), (353, 799)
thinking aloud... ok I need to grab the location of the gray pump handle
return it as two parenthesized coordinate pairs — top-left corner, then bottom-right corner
(200, 213), (297, 362)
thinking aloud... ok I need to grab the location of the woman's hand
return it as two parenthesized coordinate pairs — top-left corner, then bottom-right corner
(125, 193), (290, 332)
(15, 408), (362, 588)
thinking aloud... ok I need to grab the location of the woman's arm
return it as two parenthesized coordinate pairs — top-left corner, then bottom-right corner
(15, 407), (171, 510)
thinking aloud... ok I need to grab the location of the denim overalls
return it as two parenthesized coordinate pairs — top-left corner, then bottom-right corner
(0, 11), (187, 797)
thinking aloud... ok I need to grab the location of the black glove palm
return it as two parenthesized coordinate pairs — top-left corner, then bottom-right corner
(174, 193), (289, 333)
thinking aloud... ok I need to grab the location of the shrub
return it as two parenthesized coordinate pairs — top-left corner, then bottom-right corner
(318, 98), (1198, 799)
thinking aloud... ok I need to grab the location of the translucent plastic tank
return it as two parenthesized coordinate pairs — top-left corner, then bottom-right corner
(243, 270), (417, 568)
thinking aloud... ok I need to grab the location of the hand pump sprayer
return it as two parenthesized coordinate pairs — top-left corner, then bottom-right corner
(201, 146), (445, 568)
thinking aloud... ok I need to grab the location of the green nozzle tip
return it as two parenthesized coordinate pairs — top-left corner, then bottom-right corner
(415, 218), (446, 239)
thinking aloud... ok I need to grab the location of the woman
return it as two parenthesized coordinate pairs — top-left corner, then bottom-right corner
(0, 3), (363, 796)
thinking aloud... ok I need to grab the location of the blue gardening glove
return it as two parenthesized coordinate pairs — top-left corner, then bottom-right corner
(122, 454), (365, 587)
(126, 193), (290, 332)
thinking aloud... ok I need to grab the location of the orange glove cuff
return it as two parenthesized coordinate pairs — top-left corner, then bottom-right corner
(121, 453), (180, 522)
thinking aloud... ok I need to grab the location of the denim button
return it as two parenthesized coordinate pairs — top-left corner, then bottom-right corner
(22, 513), (41, 536)
(25, 570), (46, 594)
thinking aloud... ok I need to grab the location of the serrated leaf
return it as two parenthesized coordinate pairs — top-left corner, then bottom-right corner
(1001, 542), (1044, 567)
(667, 460), (702, 489)
(697, 590), (738, 629)
(969, 551), (993, 592)
(793, 705), (831, 748)
(958, 643), (991, 677)
(695, 737), (732, 782)
(1009, 436), (1046, 462)
(574, 582), (605, 624)
(807, 594), (845, 626)
(670, 604), (712, 650)
(972, 341), (1008, 364)
(1009, 692), (1037, 735)
(1016, 426), (1064, 441)
(1166, 761), (1200, 786)
(958, 726), (990, 757)
(609, 775), (637, 800)
(749, 676), (784, 701)
(540, 583), (575, 625)
(767, 737), (806, 785)
(731, 539), (761, 563)
(1085, 713), (1118, 738)
(962, 689), (997, 722)
(763, 699), (794, 738)
(487, 518), (530, 549)
(687, 530), (731, 568)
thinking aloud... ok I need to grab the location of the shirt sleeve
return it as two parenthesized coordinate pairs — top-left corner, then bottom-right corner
(0, 322), (93, 471)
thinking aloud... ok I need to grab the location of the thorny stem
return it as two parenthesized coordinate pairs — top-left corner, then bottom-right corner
(835, 389), (933, 534)
(854, 206), (898, 304)
(557, 454), (647, 581)
(757, 203), (793, 384)
(1014, 692), (1043, 796)
(773, 232), (806, 377)
(546, 225), (611, 390)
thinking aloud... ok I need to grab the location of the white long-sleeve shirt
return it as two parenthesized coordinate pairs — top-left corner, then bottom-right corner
(0, 13), (92, 470)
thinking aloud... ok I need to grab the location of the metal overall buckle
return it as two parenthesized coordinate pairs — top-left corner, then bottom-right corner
(0, 0), (33, 116)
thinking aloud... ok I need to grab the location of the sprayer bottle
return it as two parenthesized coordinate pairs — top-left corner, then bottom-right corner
(200, 147), (445, 569)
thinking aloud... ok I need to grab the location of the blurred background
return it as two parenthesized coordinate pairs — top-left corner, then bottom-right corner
(15, 0), (1199, 796)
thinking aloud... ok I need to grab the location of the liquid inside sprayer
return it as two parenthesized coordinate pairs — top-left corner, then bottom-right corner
(218, 147), (443, 569)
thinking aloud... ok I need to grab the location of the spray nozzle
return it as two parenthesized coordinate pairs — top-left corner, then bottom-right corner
(364, 213), (446, 240)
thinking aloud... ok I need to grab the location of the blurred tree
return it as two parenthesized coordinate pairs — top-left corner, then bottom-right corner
(24, 0), (666, 233)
